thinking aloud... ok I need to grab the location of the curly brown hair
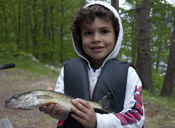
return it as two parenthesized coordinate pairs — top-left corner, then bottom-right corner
(70, 5), (119, 44)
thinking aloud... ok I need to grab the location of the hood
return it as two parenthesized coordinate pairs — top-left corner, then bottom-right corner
(72, 1), (123, 68)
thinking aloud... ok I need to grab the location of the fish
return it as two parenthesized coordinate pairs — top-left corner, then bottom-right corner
(5, 90), (112, 114)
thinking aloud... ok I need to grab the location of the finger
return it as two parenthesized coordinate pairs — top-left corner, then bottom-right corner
(72, 99), (89, 113)
(50, 104), (59, 115)
(71, 102), (87, 119)
(71, 112), (86, 124)
(76, 98), (92, 109)
(44, 104), (54, 114)
(47, 86), (53, 91)
(71, 105), (97, 128)
(55, 107), (64, 115)
(39, 105), (47, 112)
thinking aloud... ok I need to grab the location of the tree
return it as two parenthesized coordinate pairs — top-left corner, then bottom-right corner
(136, 0), (153, 92)
(1, 0), (8, 42)
(160, 7), (175, 97)
(150, 1), (173, 74)
(17, 0), (21, 49)
(111, 0), (119, 12)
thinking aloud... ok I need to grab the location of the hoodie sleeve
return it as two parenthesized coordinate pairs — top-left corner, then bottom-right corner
(95, 67), (145, 128)
(54, 67), (65, 94)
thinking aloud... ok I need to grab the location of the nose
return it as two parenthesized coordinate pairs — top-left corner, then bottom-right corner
(92, 33), (101, 43)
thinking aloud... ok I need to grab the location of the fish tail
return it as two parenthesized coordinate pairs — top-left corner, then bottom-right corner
(95, 92), (113, 114)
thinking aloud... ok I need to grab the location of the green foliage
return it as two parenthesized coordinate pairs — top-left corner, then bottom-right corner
(0, 43), (28, 58)
(152, 69), (165, 96)
(150, 1), (173, 72)
(119, 4), (137, 65)
(0, 0), (82, 64)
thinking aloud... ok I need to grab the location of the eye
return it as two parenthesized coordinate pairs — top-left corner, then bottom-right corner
(84, 31), (92, 35)
(101, 30), (109, 34)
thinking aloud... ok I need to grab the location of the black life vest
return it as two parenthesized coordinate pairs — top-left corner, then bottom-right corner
(63, 58), (130, 128)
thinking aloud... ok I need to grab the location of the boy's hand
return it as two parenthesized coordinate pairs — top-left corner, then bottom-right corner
(71, 99), (97, 128)
(39, 103), (64, 115)
(39, 87), (64, 115)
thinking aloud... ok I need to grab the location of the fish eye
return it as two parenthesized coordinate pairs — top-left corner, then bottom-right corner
(13, 94), (18, 99)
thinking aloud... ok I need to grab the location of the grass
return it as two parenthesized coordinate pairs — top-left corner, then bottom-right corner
(143, 89), (175, 110)
(0, 57), (60, 78)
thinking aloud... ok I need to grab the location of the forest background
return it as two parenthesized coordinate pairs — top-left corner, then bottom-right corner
(0, 0), (175, 97)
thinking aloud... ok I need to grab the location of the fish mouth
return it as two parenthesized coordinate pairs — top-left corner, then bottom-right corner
(4, 104), (16, 109)
(5, 104), (21, 110)
(5, 104), (32, 110)
(4, 104), (8, 108)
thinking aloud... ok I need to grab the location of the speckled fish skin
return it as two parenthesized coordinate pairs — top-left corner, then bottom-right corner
(5, 90), (107, 113)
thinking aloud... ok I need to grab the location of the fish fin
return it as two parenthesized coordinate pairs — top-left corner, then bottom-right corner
(98, 92), (113, 113)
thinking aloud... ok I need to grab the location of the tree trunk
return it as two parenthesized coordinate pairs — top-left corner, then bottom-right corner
(60, 0), (64, 63)
(2, 1), (8, 42)
(131, 27), (137, 66)
(160, 7), (175, 97)
(111, 0), (119, 12)
(25, 2), (29, 52)
(42, 0), (49, 61)
(18, 0), (21, 49)
(136, 0), (153, 92)
(50, 5), (54, 61)
(43, 0), (49, 38)
(28, 0), (39, 58)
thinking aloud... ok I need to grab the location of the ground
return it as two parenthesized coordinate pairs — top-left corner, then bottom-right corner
(0, 69), (175, 128)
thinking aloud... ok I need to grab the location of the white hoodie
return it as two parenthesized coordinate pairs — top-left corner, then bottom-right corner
(55, 1), (145, 128)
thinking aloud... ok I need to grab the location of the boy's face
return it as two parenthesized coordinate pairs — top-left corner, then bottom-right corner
(81, 16), (116, 67)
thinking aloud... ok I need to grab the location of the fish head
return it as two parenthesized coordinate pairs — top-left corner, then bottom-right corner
(5, 91), (38, 110)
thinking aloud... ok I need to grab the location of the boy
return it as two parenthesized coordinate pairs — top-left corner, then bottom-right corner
(40, 1), (145, 128)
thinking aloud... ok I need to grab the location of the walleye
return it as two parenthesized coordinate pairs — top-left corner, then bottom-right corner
(5, 90), (112, 114)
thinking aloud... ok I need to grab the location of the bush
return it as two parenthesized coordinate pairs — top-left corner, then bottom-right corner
(0, 43), (27, 58)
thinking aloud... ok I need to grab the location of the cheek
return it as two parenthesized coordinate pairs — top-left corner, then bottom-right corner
(106, 39), (115, 50)
(81, 41), (89, 54)
(82, 38), (90, 48)
(105, 41), (115, 55)
(109, 43), (115, 53)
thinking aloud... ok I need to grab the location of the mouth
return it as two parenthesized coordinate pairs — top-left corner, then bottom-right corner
(91, 46), (104, 52)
